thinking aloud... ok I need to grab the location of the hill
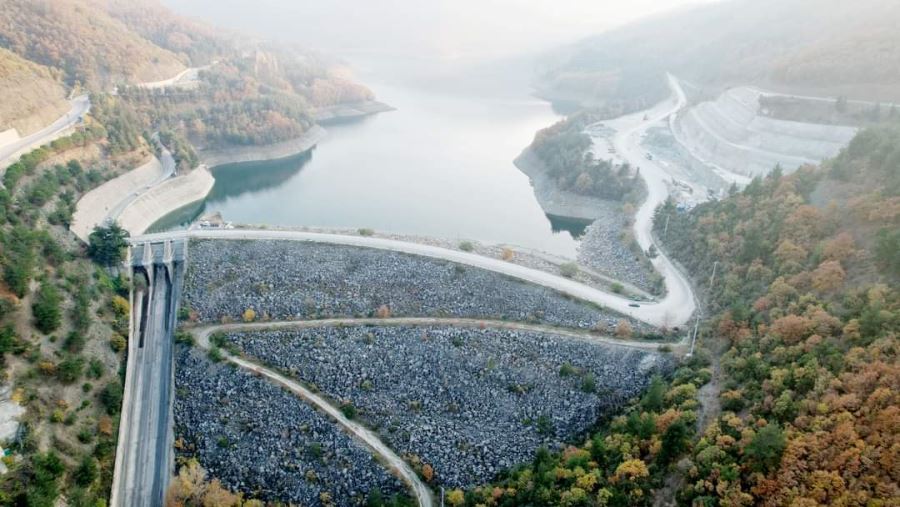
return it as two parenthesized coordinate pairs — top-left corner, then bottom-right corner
(0, 0), (186, 89)
(0, 48), (68, 137)
(539, 0), (900, 113)
(454, 124), (900, 506)
(0, 0), (377, 150)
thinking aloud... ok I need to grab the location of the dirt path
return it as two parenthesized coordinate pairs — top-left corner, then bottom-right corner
(193, 326), (435, 507)
(188, 317), (687, 354)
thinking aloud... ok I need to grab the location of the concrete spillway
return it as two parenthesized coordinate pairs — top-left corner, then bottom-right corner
(111, 240), (186, 507)
(672, 87), (857, 179)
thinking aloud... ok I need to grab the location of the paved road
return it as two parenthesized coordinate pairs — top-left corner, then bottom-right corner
(0, 95), (90, 170)
(193, 325), (435, 507)
(108, 137), (177, 222)
(113, 265), (176, 507)
(134, 226), (693, 328)
(599, 74), (698, 329)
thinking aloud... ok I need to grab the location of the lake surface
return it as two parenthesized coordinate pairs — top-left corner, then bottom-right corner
(160, 80), (583, 257)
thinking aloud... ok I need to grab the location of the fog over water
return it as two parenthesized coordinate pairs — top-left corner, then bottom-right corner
(162, 0), (713, 256)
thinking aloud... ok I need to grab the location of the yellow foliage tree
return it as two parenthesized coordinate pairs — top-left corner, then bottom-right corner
(446, 489), (465, 506)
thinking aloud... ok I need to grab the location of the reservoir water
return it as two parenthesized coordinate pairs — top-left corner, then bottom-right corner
(159, 78), (582, 257)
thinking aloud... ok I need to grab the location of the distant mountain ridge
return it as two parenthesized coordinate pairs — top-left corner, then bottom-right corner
(538, 0), (900, 113)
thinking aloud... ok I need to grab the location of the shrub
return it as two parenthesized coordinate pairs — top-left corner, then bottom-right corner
(358, 228), (374, 236)
(73, 456), (98, 486)
(559, 363), (577, 377)
(111, 295), (130, 317)
(559, 262), (579, 278)
(458, 241), (474, 252)
(100, 382), (123, 415)
(340, 402), (357, 419)
(87, 223), (129, 266)
(57, 356), (84, 384)
(208, 347), (224, 363)
(611, 282), (624, 294)
(615, 319), (633, 338)
(242, 308), (256, 322)
(175, 331), (195, 346)
(33, 282), (62, 334)
(63, 332), (86, 353)
(109, 334), (127, 353)
(375, 304), (392, 319)
(581, 373), (597, 393)
(87, 358), (104, 379)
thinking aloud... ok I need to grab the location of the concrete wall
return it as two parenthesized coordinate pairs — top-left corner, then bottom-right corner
(71, 157), (166, 241)
(118, 167), (215, 237)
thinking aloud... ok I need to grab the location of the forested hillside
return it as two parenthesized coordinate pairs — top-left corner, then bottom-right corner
(655, 125), (899, 505)
(0, 0), (377, 148)
(539, 0), (900, 113)
(452, 125), (899, 506)
(0, 48), (68, 138)
(0, 0), (186, 89)
(0, 118), (151, 505)
(529, 113), (643, 203)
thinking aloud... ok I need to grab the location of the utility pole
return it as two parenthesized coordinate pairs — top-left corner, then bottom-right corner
(663, 214), (670, 239)
(688, 316), (700, 357)
(709, 260), (719, 289)
(441, 487), (445, 507)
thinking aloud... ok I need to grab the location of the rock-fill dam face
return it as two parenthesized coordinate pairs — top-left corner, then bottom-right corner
(672, 87), (857, 179)
(171, 238), (676, 503)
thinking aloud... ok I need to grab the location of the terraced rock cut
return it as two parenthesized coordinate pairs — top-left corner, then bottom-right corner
(183, 239), (642, 332)
(219, 325), (675, 488)
(173, 347), (406, 506)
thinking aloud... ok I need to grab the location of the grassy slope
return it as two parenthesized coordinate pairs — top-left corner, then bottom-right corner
(0, 0), (185, 89)
(0, 48), (68, 137)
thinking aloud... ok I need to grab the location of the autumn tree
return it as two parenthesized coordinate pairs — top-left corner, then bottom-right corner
(811, 260), (846, 293)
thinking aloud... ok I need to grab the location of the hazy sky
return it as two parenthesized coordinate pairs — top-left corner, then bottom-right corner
(166, 0), (719, 60)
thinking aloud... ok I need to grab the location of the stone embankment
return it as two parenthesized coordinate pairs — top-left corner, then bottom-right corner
(578, 218), (660, 294)
(198, 126), (327, 168)
(118, 166), (214, 236)
(182, 239), (643, 332)
(221, 325), (673, 487)
(174, 346), (405, 505)
(70, 156), (166, 241)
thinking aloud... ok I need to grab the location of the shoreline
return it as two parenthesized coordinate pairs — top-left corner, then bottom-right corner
(71, 155), (167, 241)
(118, 166), (215, 237)
(122, 126), (332, 236)
(514, 147), (620, 222)
(313, 100), (395, 124)
(197, 125), (327, 168)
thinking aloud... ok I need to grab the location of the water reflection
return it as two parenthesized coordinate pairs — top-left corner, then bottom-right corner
(548, 214), (591, 238)
(153, 82), (583, 257)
